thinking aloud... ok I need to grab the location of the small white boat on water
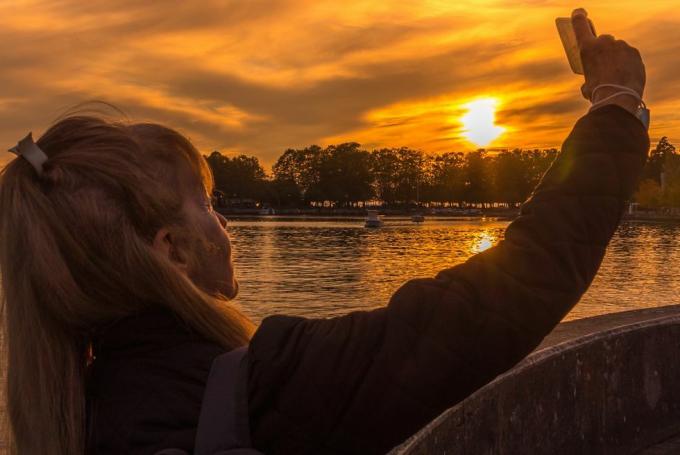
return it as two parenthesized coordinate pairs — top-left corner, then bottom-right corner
(411, 213), (425, 223)
(364, 210), (384, 228)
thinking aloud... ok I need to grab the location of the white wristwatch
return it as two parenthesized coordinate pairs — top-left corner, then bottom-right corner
(589, 84), (650, 130)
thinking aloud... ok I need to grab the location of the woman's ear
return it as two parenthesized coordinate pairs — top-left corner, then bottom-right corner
(152, 227), (189, 274)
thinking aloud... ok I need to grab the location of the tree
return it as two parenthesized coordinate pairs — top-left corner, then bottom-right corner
(492, 149), (526, 206)
(265, 178), (302, 207)
(523, 148), (557, 190)
(202, 141), (580, 210)
(643, 137), (676, 184)
(635, 179), (663, 208)
(393, 147), (424, 204)
(370, 148), (400, 205)
(463, 150), (491, 206)
(272, 146), (323, 205)
(427, 152), (465, 205)
(206, 152), (267, 201)
(317, 143), (374, 207)
(661, 152), (680, 207)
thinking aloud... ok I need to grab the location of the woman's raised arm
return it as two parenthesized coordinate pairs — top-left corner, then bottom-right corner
(246, 12), (650, 454)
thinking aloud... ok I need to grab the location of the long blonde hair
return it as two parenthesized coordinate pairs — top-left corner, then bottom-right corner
(0, 114), (255, 454)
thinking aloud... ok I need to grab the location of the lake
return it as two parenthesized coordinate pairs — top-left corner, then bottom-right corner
(228, 217), (680, 324)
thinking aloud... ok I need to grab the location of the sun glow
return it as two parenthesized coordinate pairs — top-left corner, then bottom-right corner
(461, 98), (505, 147)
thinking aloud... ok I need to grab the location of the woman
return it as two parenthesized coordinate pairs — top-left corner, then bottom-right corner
(1, 10), (649, 455)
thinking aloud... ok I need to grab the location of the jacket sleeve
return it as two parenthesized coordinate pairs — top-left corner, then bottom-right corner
(247, 105), (650, 455)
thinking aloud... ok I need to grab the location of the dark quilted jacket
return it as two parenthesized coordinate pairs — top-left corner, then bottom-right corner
(86, 105), (650, 454)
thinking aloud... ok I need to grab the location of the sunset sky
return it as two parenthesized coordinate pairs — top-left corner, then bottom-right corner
(1, 0), (679, 168)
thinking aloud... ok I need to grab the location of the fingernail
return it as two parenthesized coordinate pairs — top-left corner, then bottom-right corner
(572, 8), (588, 18)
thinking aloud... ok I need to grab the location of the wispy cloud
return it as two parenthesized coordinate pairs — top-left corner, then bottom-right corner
(1, 0), (678, 168)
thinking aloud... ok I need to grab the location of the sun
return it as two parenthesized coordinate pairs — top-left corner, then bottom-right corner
(460, 98), (505, 147)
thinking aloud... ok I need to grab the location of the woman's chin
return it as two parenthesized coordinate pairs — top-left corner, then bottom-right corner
(223, 278), (239, 299)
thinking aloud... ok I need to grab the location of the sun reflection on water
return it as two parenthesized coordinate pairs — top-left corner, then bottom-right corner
(469, 230), (497, 254)
(228, 218), (680, 324)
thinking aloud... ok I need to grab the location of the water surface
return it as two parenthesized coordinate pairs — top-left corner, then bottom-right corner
(228, 217), (680, 323)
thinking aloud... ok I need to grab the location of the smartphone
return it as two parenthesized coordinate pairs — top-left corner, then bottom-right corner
(556, 17), (596, 74)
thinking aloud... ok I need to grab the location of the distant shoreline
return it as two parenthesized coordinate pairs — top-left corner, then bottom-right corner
(623, 213), (680, 222)
(216, 207), (521, 221)
(217, 207), (680, 223)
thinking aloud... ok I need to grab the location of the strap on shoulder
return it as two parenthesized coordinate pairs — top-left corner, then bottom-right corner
(194, 346), (261, 455)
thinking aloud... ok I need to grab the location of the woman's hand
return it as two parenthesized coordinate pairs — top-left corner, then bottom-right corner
(572, 8), (646, 115)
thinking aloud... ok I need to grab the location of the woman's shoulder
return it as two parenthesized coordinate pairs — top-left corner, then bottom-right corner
(87, 307), (225, 454)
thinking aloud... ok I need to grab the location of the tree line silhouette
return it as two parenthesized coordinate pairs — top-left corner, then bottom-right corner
(635, 137), (680, 209)
(205, 137), (679, 209)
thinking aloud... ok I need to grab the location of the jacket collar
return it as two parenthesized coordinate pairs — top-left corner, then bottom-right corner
(92, 306), (202, 357)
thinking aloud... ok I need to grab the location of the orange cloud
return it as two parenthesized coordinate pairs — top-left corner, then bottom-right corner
(1, 1), (678, 169)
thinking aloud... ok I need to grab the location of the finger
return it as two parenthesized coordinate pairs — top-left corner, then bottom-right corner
(572, 9), (596, 49)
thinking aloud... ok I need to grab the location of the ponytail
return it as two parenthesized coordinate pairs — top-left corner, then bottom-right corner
(0, 115), (254, 454)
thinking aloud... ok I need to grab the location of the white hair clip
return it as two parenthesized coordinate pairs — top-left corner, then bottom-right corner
(8, 132), (48, 175)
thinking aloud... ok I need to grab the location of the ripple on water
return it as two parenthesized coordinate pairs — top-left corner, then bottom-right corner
(227, 218), (680, 323)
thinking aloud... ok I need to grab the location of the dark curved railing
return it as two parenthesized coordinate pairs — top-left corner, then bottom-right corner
(390, 305), (680, 455)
